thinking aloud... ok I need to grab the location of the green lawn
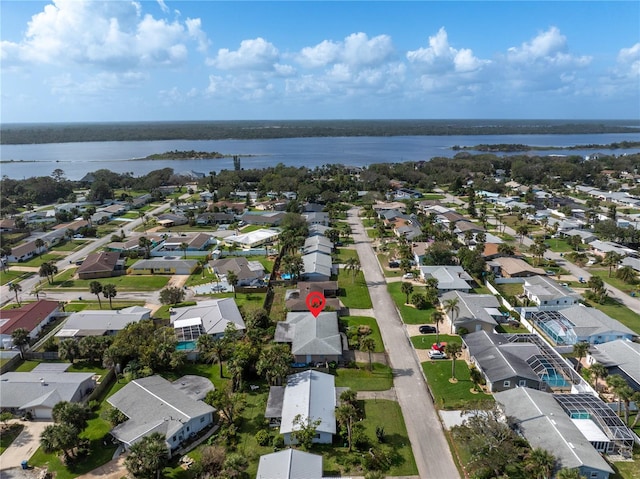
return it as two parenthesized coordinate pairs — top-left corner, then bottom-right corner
(422, 193), (445, 200)
(0, 424), (25, 455)
(11, 253), (65, 267)
(43, 273), (170, 291)
(0, 269), (33, 286)
(589, 268), (638, 295)
(545, 238), (585, 253)
(50, 241), (86, 252)
(583, 298), (640, 335)
(387, 281), (436, 324)
(341, 316), (385, 352)
(239, 224), (264, 233)
(334, 363), (393, 391)
(411, 334), (461, 349)
(496, 282), (523, 298)
(197, 292), (266, 312)
(338, 269), (373, 309)
(375, 253), (403, 278)
(62, 300), (146, 312)
(610, 447), (640, 479)
(471, 281), (492, 295)
(422, 360), (494, 410)
(333, 247), (359, 264)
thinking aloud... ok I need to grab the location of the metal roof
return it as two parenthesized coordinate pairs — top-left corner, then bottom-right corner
(257, 449), (323, 479)
(280, 370), (336, 436)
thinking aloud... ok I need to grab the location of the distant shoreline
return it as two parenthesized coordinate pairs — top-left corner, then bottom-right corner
(2, 119), (639, 145)
(452, 141), (640, 152)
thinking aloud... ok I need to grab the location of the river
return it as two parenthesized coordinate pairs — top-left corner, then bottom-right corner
(1, 132), (639, 180)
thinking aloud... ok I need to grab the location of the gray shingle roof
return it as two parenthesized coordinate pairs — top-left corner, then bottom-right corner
(560, 305), (637, 338)
(419, 266), (472, 290)
(590, 339), (640, 384)
(257, 449), (323, 479)
(0, 371), (95, 410)
(440, 291), (501, 328)
(171, 298), (246, 336)
(277, 312), (342, 356)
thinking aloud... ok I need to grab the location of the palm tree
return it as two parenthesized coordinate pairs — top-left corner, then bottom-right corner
(226, 270), (239, 298)
(431, 310), (444, 344)
(345, 257), (361, 283)
(443, 297), (460, 333)
(572, 342), (589, 371)
(58, 338), (80, 363)
(335, 400), (359, 452)
(280, 254), (304, 281)
(401, 282), (414, 304)
(618, 384), (634, 425)
(603, 251), (623, 277)
(89, 281), (103, 308)
(8, 282), (22, 306)
(525, 447), (556, 479)
(102, 283), (117, 309)
(11, 328), (30, 359)
(360, 336), (376, 371)
(556, 468), (586, 479)
(47, 262), (58, 283)
(138, 236), (152, 259)
(179, 242), (189, 259)
(589, 362), (608, 392)
(124, 432), (169, 479)
(444, 343), (462, 380)
(34, 238), (45, 255)
(606, 374), (627, 416)
(630, 391), (640, 428)
(469, 365), (483, 392)
(616, 265), (637, 284)
(39, 262), (53, 284)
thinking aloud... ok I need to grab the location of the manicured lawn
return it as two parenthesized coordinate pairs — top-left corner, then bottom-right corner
(50, 241), (86, 252)
(422, 360), (494, 410)
(422, 193), (445, 200)
(185, 267), (218, 287)
(11, 253), (65, 267)
(341, 316), (385, 352)
(589, 268), (638, 295)
(43, 274), (170, 291)
(338, 269), (372, 309)
(610, 447), (640, 479)
(411, 334), (461, 349)
(333, 247), (359, 264)
(202, 292), (266, 312)
(496, 282), (523, 298)
(376, 253), (403, 278)
(0, 424), (25, 454)
(164, 361), (228, 391)
(366, 229), (377, 239)
(0, 269), (33, 286)
(362, 219), (376, 227)
(471, 281), (492, 295)
(545, 238), (584, 253)
(153, 301), (197, 321)
(584, 298), (640, 335)
(334, 363), (393, 391)
(62, 300), (146, 312)
(387, 281), (436, 324)
(240, 224), (264, 233)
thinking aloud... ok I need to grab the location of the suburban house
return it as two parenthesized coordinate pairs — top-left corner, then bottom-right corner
(587, 339), (640, 391)
(106, 234), (164, 254)
(275, 311), (345, 364)
(0, 218), (17, 232)
(440, 291), (503, 334)
(209, 257), (266, 286)
(620, 256), (640, 273)
(155, 213), (189, 228)
(170, 298), (246, 344)
(239, 211), (286, 226)
(490, 257), (545, 278)
(108, 375), (215, 453)
(127, 257), (198, 275)
(55, 307), (151, 339)
(0, 363), (96, 419)
(257, 449), (324, 479)
(463, 331), (547, 392)
(495, 388), (614, 479)
(302, 212), (330, 226)
(195, 212), (235, 225)
(285, 281), (342, 313)
(264, 370), (342, 445)
(531, 305), (637, 345)
(418, 266), (473, 293)
(77, 251), (125, 280)
(308, 224), (331, 237)
(303, 236), (333, 255)
(562, 229), (598, 244)
(225, 229), (280, 249)
(0, 300), (59, 348)
(589, 240), (635, 258)
(161, 233), (215, 252)
(6, 240), (46, 263)
(301, 252), (336, 282)
(523, 275), (580, 310)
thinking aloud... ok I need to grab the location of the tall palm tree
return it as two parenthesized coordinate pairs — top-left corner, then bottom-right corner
(39, 262), (53, 284)
(589, 362), (608, 392)
(89, 281), (103, 309)
(34, 238), (45, 255)
(606, 374), (628, 416)
(179, 242), (189, 259)
(603, 251), (623, 277)
(572, 342), (590, 371)
(443, 297), (460, 333)
(431, 310), (444, 344)
(102, 283), (117, 309)
(8, 282), (22, 306)
(11, 328), (30, 359)
(616, 265), (637, 284)
(444, 343), (462, 380)
(359, 337), (376, 371)
(226, 270), (239, 298)
(401, 282), (414, 304)
(525, 447), (556, 479)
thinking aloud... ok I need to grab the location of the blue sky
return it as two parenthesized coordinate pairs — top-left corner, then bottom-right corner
(1, 1), (639, 123)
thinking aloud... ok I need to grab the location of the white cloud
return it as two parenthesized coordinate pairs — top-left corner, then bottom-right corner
(208, 38), (279, 71)
(407, 27), (488, 74)
(617, 43), (640, 78)
(298, 40), (341, 68)
(342, 32), (394, 67)
(156, 0), (169, 14)
(506, 26), (591, 68)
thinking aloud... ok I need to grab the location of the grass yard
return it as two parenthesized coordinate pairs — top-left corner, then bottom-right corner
(43, 273), (170, 291)
(338, 269), (373, 309)
(205, 292), (267, 312)
(341, 316), (385, 353)
(422, 360), (494, 410)
(0, 269), (33, 286)
(496, 282), (524, 298)
(62, 300), (146, 312)
(610, 447), (640, 479)
(589, 268), (638, 295)
(422, 193), (445, 200)
(334, 363), (393, 391)
(411, 334), (461, 349)
(333, 247), (359, 264)
(12, 253), (65, 267)
(362, 219), (376, 227)
(584, 298), (640, 335)
(239, 224), (264, 233)
(0, 424), (25, 455)
(185, 267), (218, 287)
(50, 241), (86, 252)
(387, 281), (436, 324)
(153, 302), (197, 320)
(375, 253), (403, 278)
(471, 281), (492, 295)
(545, 238), (585, 253)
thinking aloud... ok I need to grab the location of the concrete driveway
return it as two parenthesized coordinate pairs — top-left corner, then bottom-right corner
(0, 420), (52, 470)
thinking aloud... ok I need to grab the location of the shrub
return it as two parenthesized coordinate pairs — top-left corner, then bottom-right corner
(255, 429), (270, 446)
(375, 425), (385, 443)
(272, 434), (284, 450)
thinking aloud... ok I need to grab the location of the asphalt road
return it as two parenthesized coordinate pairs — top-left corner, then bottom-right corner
(347, 207), (459, 479)
(1, 202), (171, 307)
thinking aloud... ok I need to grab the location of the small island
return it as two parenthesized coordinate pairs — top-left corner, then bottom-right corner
(137, 150), (227, 160)
(452, 141), (640, 152)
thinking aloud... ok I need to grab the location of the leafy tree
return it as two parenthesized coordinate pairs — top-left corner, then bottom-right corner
(205, 383), (245, 427)
(410, 293), (427, 310)
(11, 328), (30, 359)
(602, 251), (622, 277)
(280, 254), (304, 281)
(257, 344), (292, 386)
(51, 402), (90, 431)
(616, 265), (637, 284)
(290, 414), (322, 451)
(572, 342), (589, 371)
(360, 336), (376, 371)
(557, 468), (586, 479)
(469, 365), (484, 391)
(497, 243), (516, 256)
(40, 423), (85, 461)
(336, 397), (359, 452)
(124, 432), (169, 479)
(8, 282), (22, 306)
(138, 236), (152, 259)
(58, 338), (80, 363)
(79, 335), (111, 363)
(102, 406), (127, 427)
(102, 283), (117, 309)
(195, 445), (226, 478)
(400, 282), (413, 304)
(159, 286), (186, 305)
(445, 343), (462, 380)
(89, 281), (103, 308)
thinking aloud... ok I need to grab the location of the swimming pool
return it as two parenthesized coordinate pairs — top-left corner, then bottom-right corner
(177, 341), (197, 351)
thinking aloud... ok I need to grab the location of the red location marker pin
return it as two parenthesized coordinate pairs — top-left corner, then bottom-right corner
(306, 291), (326, 318)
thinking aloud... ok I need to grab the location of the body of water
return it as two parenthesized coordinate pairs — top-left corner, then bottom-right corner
(1, 132), (639, 180)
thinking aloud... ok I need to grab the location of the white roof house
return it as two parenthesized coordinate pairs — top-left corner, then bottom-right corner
(108, 375), (215, 452)
(495, 388), (614, 479)
(523, 275), (579, 310)
(587, 339), (640, 391)
(225, 229), (280, 248)
(418, 265), (473, 293)
(257, 449), (323, 479)
(56, 306), (151, 338)
(302, 252), (335, 281)
(267, 370), (337, 446)
(303, 235), (333, 255)
(170, 298), (246, 341)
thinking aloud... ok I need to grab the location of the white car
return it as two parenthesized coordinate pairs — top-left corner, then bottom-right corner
(402, 272), (414, 279)
(428, 350), (447, 360)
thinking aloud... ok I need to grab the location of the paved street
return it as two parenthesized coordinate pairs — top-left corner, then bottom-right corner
(347, 207), (459, 479)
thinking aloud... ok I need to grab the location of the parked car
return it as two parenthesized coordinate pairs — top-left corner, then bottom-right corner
(419, 325), (437, 334)
(402, 272), (414, 279)
(428, 350), (447, 360)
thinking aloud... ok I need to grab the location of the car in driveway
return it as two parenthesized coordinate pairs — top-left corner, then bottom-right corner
(419, 325), (437, 334)
(428, 350), (447, 360)
(402, 272), (414, 279)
